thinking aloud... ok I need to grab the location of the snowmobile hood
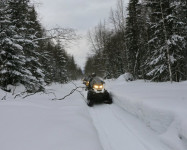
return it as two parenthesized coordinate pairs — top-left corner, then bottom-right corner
(90, 77), (104, 86)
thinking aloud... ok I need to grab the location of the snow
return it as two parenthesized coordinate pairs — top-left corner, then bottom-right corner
(89, 104), (171, 150)
(0, 83), (103, 150)
(105, 79), (187, 150)
(117, 72), (134, 81)
(6, 84), (26, 94)
(4, 38), (13, 45)
(3, 38), (23, 50)
(0, 69), (7, 74)
(0, 79), (187, 150)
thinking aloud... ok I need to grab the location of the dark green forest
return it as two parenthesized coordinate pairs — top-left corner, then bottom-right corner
(0, 0), (82, 92)
(84, 0), (187, 82)
(0, 0), (187, 93)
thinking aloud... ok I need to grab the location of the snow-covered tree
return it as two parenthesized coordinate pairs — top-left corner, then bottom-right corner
(169, 0), (187, 81)
(125, 0), (141, 78)
(84, 0), (186, 82)
(146, 0), (186, 82)
(53, 39), (68, 83)
(0, 0), (33, 90)
(0, 0), (45, 92)
(9, 0), (45, 91)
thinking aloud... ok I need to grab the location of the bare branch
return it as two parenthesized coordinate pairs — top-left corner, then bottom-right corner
(1, 93), (7, 100)
(87, 30), (98, 52)
(14, 89), (56, 99)
(14, 91), (27, 99)
(109, 8), (118, 31)
(13, 81), (85, 101)
(52, 81), (86, 101)
(33, 28), (79, 45)
(109, 0), (126, 32)
(22, 92), (38, 99)
(40, 90), (56, 98)
(52, 86), (84, 100)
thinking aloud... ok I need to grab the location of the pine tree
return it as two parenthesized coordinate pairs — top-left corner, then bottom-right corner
(67, 56), (77, 80)
(169, 0), (187, 81)
(8, 0), (45, 91)
(0, 0), (33, 90)
(125, 0), (141, 78)
(102, 32), (125, 78)
(66, 56), (83, 80)
(41, 41), (55, 84)
(0, 0), (45, 91)
(146, 0), (186, 81)
(53, 39), (68, 83)
(135, 2), (150, 79)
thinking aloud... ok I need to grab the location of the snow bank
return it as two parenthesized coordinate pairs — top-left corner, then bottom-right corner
(0, 82), (103, 150)
(1, 79), (186, 150)
(117, 73), (134, 82)
(107, 79), (187, 150)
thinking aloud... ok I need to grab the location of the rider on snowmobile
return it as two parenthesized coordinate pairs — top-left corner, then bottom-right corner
(86, 72), (112, 106)
(88, 73), (96, 90)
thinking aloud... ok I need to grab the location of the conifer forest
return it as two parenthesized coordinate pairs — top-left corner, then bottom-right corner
(0, 0), (187, 93)
(85, 0), (187, 82)
(0, 0), (83, 92)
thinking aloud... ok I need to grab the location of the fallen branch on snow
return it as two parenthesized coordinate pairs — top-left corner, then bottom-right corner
(52, 86), (85, 100)
(13, 82), (86, 101)
(14, 90), (56, 99)
(14, 91), (27, 99)
(1, 93), (7, 100)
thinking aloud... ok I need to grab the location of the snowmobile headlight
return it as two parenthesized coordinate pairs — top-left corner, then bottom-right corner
(93, 84), (103, 89)
(93, 85), (99, 89)
(99, 85), (103, 88)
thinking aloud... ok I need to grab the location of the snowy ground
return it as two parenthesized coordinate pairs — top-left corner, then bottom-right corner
(0, 83), (103, 150)
(0, 77), (187, 150)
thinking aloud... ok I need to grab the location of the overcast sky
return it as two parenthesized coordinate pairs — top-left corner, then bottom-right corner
(34, 0), (128, 69)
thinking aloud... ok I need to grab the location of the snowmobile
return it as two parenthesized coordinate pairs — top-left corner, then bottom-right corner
(82, 76), (90, 90)
(87, 77), (112, 107)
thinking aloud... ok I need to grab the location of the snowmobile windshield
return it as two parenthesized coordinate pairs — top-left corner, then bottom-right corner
(90, 77), (104, 86)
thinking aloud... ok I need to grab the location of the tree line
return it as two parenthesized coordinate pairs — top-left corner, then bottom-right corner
(84, 0), (187, 82)
(0, 0), (82, 92)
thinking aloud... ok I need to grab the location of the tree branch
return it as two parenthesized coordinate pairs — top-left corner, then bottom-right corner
(52, 81), (85, 101)
(14, 90), (56, 99)
(33, 28), (78, 43)
(1, 93), (7, 100)
(52, 86), (79, 100)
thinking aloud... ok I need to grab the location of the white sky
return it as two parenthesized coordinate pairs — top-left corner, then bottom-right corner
(34, 0), (128, 69)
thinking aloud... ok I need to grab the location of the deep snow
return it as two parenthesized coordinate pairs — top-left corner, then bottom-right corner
(0, 78), (187, 150)
(0, 83), (103, 150)
(106, 76), (187, 150)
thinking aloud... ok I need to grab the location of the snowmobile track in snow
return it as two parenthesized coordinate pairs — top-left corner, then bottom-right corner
(89, 104), (171, 150)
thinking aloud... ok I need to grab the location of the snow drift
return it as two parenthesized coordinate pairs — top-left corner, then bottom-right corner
(0, 78), (186, 150)
(0, 83), (103, 150)
(107, 78), (187, 150)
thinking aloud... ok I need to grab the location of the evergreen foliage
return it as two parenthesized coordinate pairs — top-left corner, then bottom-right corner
(0, 0), (33, 90)
(84, 0), (187, 82)
(146, 0), (186, 81)
(125, 0), (140, 78)
(0, 0), (82, 92)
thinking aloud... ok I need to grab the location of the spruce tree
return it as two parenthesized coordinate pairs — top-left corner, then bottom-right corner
(67, 56), (77, 80)
(146, 0), (186, 81)
(0, 0), (33, 90)
(125, 0), (140, 78)
(54, 39), (68, 83)
(41, 41), (55, 84)
(7, 0), (45, 91)
(169, 0), (187, 81)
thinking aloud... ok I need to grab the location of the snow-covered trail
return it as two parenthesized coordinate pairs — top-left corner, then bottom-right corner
(89, 103), (171, 150)
(1, 80), (186, 150)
